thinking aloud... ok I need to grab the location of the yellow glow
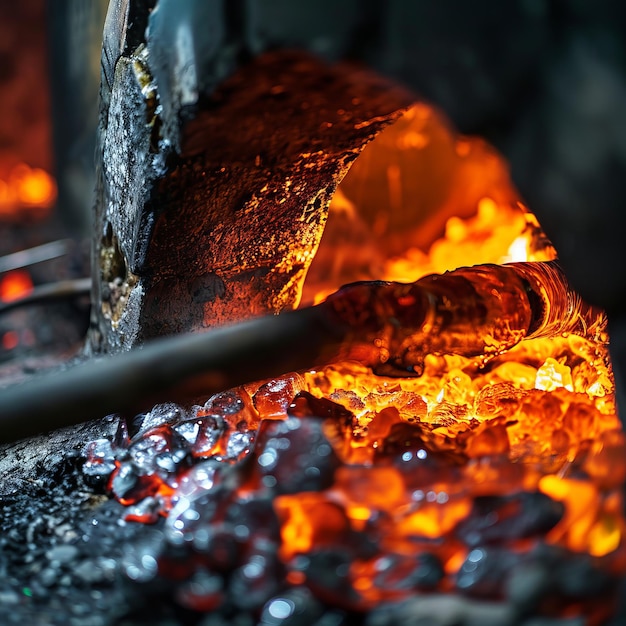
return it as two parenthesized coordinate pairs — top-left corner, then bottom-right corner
(397, 498), (472, 539)
(535, 357), (575, 392)
(588, 515), (622, 557)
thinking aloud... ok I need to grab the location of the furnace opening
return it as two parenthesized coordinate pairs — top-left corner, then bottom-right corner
(302, 102), (556, 305)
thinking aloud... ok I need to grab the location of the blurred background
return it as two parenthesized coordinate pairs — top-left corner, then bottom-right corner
(0, 0), (105, 366)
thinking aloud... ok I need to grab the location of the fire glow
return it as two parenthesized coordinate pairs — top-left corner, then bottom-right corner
(0, 269), (33, 303)
(84, 103), (625, 621)
(0, 162), (56, 219)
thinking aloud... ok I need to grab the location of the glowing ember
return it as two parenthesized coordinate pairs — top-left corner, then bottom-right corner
(0, 162), (56, 218)
(83, 102), (625, 621)
(0, 269), (33, 302)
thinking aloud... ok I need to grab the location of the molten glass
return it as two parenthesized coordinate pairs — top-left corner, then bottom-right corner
(83, 102), (625, 621)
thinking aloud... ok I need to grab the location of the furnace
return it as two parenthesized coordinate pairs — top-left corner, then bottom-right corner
(2, 2), (626, 625)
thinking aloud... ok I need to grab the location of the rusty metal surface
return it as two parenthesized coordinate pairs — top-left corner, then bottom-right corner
(141, 52), (415, 335)
(92, 45), (414, 351)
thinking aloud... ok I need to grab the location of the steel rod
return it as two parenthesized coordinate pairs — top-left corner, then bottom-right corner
(0, 240), (74, 274)
(0, 305), (340, 443)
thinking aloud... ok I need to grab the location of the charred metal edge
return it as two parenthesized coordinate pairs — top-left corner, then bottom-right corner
(92, 0), (416, 354)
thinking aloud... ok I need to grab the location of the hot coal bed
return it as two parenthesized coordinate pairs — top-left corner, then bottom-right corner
(3, 1), (626, 625)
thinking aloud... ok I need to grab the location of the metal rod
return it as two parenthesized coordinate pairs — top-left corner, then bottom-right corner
(0, 304), (341, 444)
(0, 240), (75, 274)
(0, 261), (598, 445)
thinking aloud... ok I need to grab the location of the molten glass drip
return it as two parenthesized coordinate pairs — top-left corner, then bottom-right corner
(83, 102), (625, 621)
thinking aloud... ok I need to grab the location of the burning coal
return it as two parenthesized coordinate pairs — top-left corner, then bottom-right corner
(81, 104), (626, 625)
